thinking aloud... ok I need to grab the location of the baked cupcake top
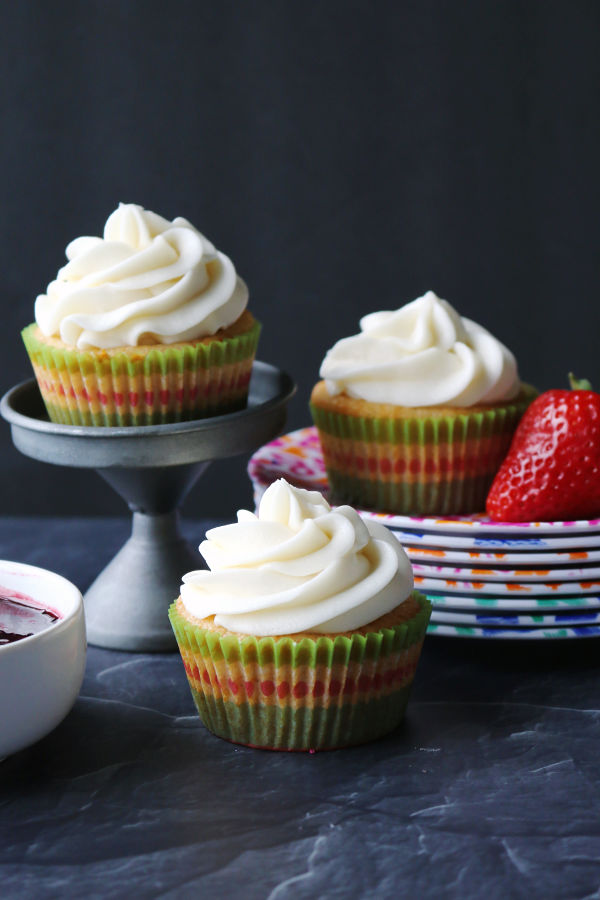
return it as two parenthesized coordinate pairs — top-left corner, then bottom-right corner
(180, 479), (414, 635)
(319, 291), (520, 407)
(34, 203), (248, 350)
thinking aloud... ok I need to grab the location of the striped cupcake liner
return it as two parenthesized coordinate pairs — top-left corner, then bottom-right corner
(310, 388), (536, 515)
(169, 592), (431, 751)
(22, 318), (261, 426)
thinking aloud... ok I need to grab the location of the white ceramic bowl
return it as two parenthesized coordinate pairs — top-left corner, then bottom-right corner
(0, 560), (86, 758)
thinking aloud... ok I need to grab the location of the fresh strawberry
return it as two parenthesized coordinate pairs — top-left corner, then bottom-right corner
(486, 375), (600, 522)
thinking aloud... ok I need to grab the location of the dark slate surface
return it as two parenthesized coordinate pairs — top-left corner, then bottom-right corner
(1, 517), (600, 899)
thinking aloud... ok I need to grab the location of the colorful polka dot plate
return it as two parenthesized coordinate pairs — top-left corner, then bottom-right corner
(426, 623), (600, 640)
(383, 529), (600, 551)
(430, 609), (600, 627)
(412, 563), (600, 582)
(415, 576), (600, 596)
(422, 593), (600, 611)
(404, 546), (600, 566)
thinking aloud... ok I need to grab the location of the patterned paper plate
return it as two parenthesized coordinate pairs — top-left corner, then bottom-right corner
(427, 622), (600, 640)
(249, 426), (328, 495)
(373, 513), (600, 537)
(248, 426), (600, 535)
(405, 545), (600, 566)
(391, 529), (600, 551)
(430, 609), (600, 627)
(412, 563), (600, 583)
(415, 575), (600, 596)
(366, 512), (600, 538)
(422, 592), (600, 611)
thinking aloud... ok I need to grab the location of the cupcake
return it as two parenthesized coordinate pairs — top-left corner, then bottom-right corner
(310, 291), (537, 515)
(22, 203), (261, 426)
(169, 479), (431, 751)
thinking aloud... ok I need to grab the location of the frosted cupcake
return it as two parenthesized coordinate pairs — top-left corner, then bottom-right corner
(22, 203), (260, 425)
(310, 291), (536, 515)
(169, 479), (431, 751)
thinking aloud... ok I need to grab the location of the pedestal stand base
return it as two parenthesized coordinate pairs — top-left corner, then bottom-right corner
(85, 511), (203, 651)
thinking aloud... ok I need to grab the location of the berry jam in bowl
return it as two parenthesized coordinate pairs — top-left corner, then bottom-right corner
(0, 561), (86, 759)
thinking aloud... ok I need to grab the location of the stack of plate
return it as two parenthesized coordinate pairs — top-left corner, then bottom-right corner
(248, 426), (600, 641)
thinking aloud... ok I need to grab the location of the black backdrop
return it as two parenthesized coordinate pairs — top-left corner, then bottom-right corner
(1, 1), (598, 520)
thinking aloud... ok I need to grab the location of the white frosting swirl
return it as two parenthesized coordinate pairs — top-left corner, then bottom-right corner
(35, 203), (248, 349)
(320, 291), (520, 407)
(180, 480), (414, 635)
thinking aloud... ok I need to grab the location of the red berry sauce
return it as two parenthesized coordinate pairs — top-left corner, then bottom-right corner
(0, 586), (60, 645)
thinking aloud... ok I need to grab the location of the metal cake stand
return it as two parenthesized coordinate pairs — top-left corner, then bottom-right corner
(1, 363), (295, 652)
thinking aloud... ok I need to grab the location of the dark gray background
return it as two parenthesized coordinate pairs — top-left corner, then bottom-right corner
(1, 0), (598, 520)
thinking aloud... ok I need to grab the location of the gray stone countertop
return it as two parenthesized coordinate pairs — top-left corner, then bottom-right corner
(1, 517), (600, 900)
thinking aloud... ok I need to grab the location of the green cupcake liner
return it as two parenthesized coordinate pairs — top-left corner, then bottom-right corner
(310, 385), (537, 445)
(191, 688), (416, 750)
(326, 471), (498, 517)
(22, 319), (261, 426)
(310, 385), (537, 515)
(169, 592), (431, 751)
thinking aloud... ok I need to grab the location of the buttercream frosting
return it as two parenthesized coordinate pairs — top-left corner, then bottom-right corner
(35, 203), (248, 350)
(320, 291), (520, 407)
(180, 479), (414, 635)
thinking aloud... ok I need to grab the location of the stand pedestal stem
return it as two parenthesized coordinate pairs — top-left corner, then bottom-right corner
(84, 500), (206, 653)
